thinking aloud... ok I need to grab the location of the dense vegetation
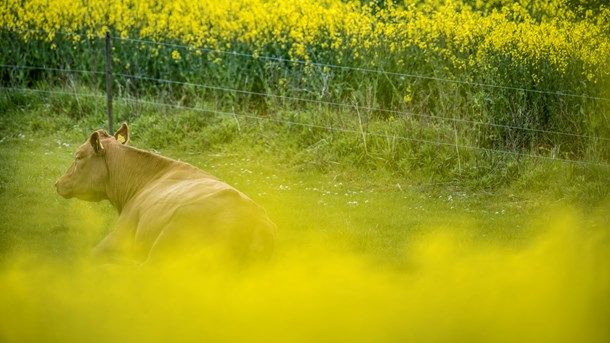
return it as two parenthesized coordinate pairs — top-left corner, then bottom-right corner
(2, 0), (609, 192)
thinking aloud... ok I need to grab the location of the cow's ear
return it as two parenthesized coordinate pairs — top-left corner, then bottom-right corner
(114, 123), (129, 144)
(89, 131), (105, 155)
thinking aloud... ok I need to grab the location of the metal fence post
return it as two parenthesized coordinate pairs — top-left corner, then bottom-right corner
(105, 31), (114, 133)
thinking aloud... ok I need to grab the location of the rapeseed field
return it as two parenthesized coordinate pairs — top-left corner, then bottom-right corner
(2, 0), (609, 82)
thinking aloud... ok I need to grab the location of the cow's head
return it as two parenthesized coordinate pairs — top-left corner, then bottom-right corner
(55, 123), (129, 201)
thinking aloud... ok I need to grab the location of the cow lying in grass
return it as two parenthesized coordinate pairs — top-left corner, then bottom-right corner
(55, 123), (275, 266)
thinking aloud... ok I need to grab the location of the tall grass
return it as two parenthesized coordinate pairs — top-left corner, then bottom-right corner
(1, 0), (609, 186)
(2, 88), (609, 201)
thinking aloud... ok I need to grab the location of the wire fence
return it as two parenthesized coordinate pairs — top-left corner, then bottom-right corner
(2, 28), (609, 168)
(3, 85), (606, 168)
(4, 62), (607, 144)
(6, 27), (610, 102)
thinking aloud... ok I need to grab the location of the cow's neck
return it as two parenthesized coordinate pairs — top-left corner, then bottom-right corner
(104, 144), (177, 213)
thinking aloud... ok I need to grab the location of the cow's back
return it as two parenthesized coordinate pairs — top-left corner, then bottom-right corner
(123, 166), (275, 264)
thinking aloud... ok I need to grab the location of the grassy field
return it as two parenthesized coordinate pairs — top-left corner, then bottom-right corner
(1, 99), (609, 342)
(0, 109), (537, 264)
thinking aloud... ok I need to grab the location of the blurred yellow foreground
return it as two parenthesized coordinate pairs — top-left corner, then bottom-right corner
(1, 207), (608, 343)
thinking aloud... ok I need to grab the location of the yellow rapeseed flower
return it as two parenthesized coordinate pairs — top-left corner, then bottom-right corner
(1, 0), (608, 83)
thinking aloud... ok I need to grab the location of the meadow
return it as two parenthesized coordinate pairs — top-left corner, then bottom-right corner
(1, 0), (610, 342)
(1, 93), (609, 343)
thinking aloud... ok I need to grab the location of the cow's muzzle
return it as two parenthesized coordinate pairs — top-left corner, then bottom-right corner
(55, 179), (72, 199)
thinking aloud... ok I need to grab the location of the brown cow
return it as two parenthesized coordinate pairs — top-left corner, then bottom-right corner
(55, 123), (275, 266)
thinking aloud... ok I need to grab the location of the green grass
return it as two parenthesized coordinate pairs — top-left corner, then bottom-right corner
(0, 127), (523, 264)
(1, 94), (608, 265)
(1, 93), (609, 342)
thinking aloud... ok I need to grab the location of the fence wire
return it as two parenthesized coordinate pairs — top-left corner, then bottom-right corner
(116, 35), (610, 103)
(3, 63), (607, 144)
(3, 86), (609, 168)
(4, 27), (610, 102)
(1, 28), (609, 168)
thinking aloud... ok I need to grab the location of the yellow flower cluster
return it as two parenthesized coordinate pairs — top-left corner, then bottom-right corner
(2, 0), (609, 83)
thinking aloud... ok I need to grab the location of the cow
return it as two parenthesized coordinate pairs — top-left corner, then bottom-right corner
(55, 123), (275, 266)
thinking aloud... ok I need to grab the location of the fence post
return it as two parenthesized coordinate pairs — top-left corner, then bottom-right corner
(105, 31), (114, 133)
